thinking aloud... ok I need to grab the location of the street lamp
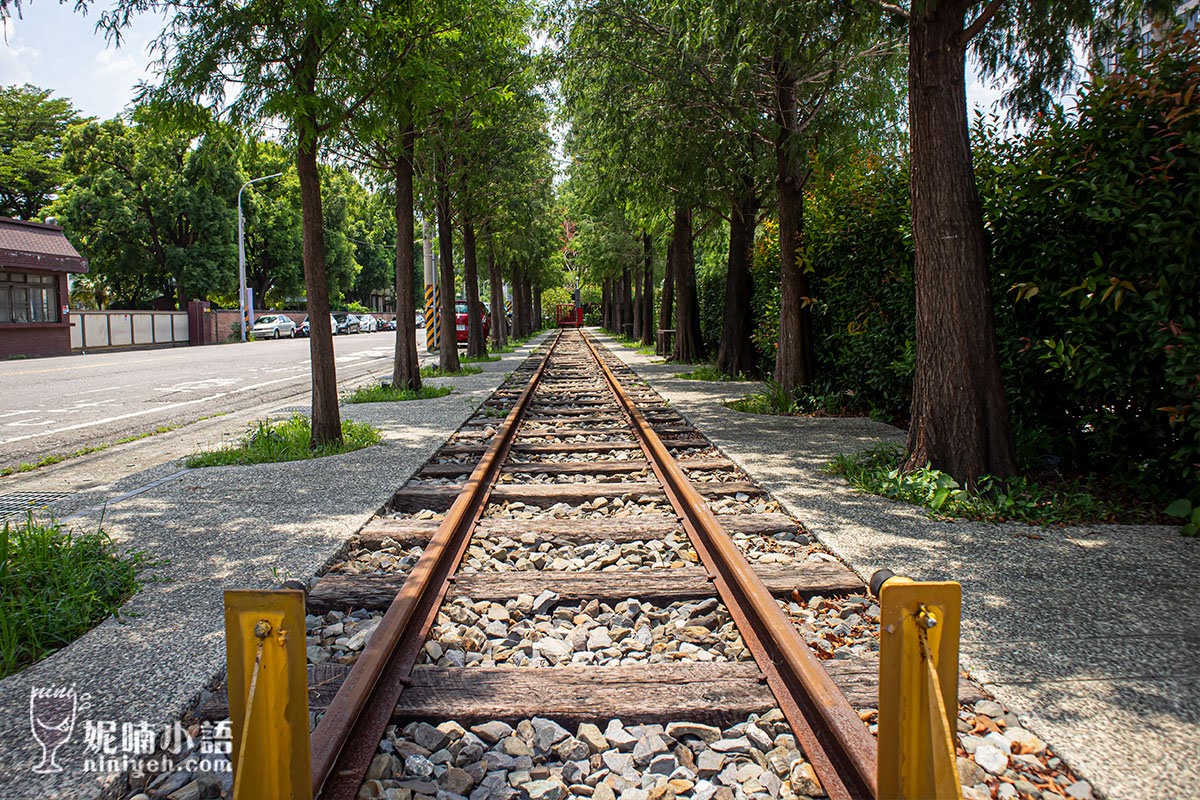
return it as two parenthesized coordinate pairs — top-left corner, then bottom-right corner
(237, 172), (283, 342)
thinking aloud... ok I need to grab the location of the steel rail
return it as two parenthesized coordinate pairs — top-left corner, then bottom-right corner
(310, 330), (563, 799)
(579, 331), (878, 800)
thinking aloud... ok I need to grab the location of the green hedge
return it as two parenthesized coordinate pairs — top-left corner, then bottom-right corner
(776, 30), (1199, 506)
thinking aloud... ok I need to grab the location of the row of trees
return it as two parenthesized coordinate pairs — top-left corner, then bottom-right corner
(2, 85), (402, 312)
(2, 0), (566, 453)
(556, 0), (1184, 492)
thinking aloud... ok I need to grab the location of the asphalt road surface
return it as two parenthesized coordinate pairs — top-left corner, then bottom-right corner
(0, 331), (413, 470)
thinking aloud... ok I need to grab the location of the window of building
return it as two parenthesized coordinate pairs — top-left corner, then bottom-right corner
(0, 271), (59, 324)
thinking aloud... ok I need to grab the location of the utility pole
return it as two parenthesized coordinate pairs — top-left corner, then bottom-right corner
(237, 173), (284, 342)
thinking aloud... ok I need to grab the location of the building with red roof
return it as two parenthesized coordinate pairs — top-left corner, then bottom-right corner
(0, 216), (89, 358)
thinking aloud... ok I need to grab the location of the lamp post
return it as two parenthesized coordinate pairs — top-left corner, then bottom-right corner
(237, 173), (283, 342)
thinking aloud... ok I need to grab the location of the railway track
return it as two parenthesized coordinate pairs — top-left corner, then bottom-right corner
(194, 329), (982, 799)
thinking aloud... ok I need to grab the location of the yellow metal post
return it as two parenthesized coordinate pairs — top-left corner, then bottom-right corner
(875, 572), (963, 800)
(224, 589), (312, 800)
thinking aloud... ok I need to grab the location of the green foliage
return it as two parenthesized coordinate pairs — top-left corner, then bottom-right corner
(805, 155), (915, 418)
(50, 108), (238, 309)
(750, 219), (781, 365)
(0, 84), (82, 220)
(0, 515), (147, 677)
(825, 445), (1152, 526)
(344, 384), (452, 404)
(185, 415), (380, 467)
(1164, 499), (1199, 537)
(978, 30), (1200, 507)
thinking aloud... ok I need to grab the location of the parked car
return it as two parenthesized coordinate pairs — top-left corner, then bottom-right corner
(251, 314), (297, 339)
(455, 300), (490, 344)
(355, 313), (377, 333)
(332, 312), (360, 335)
(297, 314), (337, 338)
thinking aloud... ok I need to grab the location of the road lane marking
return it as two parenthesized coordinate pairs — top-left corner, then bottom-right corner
(0, 373), (306, 444)
(0, 349), (392, 445)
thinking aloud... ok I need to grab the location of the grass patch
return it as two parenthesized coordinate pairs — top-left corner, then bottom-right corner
(420, 365), (483, 378)
(0, 423), (186, 478)
(185, 414), (381, 468)
(676, 364), (753, 382)
(461, 354), (501, 364)
(823, 443), (1157, 526)
(726, 379), (861, 417)
(1, 514), (148, 677)
(344, 384), (453, 404)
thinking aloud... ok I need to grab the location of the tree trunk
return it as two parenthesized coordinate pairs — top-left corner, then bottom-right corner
(435, 156), (460, 372)
(462, 218), (487, 358)
(905, 1), (1016, 483)
(488, 242), (507, 347)
(718, 177), (758, 377)
(297, 119), (342, 446)
(633, 261), (643, 341)
(533, 284), (543, 330)
(671, 204), (705, 363)
(658, 239), (674, 336)
(620, 268), (633, 339)
(512, 264), (527, 339)
(773, 63), (815, 393)
(602, 277), (612, 331)
(641, 234), (655, 346)
(392, 129), (421, 391)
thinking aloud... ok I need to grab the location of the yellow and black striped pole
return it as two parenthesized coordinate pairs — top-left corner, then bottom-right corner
(423, 221), (439, 352)
(424, 284), (438, 351)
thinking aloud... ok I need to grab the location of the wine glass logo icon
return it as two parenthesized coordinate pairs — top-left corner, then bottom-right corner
(29, 686), (78, 774)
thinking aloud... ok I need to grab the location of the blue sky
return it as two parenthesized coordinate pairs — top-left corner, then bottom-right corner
(2, 4), (1008, 122)
(0, 2), (166, 119)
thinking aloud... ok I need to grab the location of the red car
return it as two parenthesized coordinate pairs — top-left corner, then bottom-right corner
(455, 300), (490, 344)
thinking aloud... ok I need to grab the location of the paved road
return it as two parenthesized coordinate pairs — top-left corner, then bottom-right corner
(0, 332), (413, 469)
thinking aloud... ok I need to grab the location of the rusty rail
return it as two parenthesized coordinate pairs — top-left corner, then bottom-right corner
(310, 331), (562, 799)
(580, 331), (878, 800)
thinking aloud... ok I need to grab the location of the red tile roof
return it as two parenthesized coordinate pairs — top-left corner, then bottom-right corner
(0, 217), (88, 273)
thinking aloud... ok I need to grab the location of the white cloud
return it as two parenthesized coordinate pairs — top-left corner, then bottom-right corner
(0, 16), (40, 86)
(0, 3), (163, 119)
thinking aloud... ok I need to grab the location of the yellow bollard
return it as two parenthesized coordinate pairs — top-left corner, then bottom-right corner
(872, 570), (963, 800)
(224, 589), (312, 800)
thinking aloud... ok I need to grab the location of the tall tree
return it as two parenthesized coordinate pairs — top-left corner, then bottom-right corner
(105, 0), (396, 446)
(0, 84), (81, 220)
(884, 0), (1164, 483)
(717, 169), (758, 376)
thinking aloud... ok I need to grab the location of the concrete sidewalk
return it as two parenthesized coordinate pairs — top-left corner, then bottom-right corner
(0, 337), (548, 799)
(597, 332), (1200, 800)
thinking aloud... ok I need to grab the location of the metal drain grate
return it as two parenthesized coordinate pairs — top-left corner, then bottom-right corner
(0, 491), (74, 518)
(271, 406), (310, 417)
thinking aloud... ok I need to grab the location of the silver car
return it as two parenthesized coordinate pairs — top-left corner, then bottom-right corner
(251, 314), (297, 339)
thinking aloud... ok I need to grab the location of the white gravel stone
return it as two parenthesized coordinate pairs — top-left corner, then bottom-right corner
(974, 743), (1009, 776)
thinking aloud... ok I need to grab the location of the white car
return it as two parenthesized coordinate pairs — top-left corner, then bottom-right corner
(356, 313), (378, 333)
(251, 314), (297, 339)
